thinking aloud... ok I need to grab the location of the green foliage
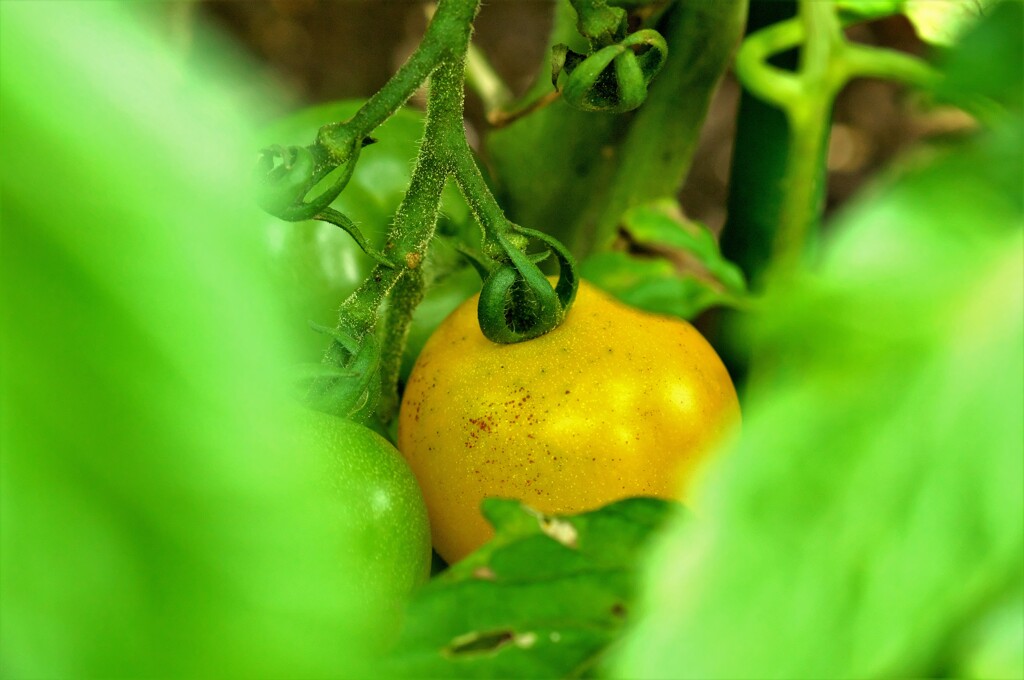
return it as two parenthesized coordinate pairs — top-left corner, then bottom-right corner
(609, 16), (1024, 672)
(383, 498), (683, 678)
(4, 0), (1022, 677)
(835, 0), (1001, 45)
(935, 0), (1023, 115)
(904, 0), (1004, 46)
(617, 202), (745, 294)
(580, 200), (747, 319)
(488, 0), (747, 257)
(949, 584), (1024, 678)
(0, 3), (398, 676)
(609, 6), (1022, 678)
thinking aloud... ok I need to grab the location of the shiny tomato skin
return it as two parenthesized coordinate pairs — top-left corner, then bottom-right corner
(398, 280), (740, 563)
(297, 409), (432, 619)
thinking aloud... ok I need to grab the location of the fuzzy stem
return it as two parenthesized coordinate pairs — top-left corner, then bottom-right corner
(317, 0), (480, 157)
(315, 0), (481, 421)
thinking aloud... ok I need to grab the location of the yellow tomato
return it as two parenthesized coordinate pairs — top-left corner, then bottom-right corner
(398, 280), (740, 563)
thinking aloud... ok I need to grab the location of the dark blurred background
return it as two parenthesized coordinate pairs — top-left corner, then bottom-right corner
(172, 0), (975, 234)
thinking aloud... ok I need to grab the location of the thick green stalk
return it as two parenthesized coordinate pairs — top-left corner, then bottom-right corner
(372, 59), (473, 420)
(721, 0), (798, 286)
(582, 0), (748, 255)
(376, 266), (426, 420)
(771, 102), (833, 275)
(768, 3), (842, 277)
(734, 0), (941, 281)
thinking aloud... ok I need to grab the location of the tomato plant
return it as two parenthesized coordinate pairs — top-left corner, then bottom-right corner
(4, 0), (1022, 678)
(258, 100), (477, 365)
(398, 280), (739, 562)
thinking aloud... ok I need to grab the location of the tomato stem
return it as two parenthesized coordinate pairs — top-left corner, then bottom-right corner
(582, 0), (748, 256)
(317, 0), (479, 160)
(734, 0), (940, 283)
(315, 0), (577, 422)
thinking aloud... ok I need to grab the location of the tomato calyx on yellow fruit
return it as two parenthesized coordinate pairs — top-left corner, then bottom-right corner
(398, 279), (740, 563)
(474, 224), (579, 344)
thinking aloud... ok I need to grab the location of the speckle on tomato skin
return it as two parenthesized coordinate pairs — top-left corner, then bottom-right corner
(398, 280), (740, 563)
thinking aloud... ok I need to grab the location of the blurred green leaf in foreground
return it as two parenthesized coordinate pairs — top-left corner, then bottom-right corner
(611, 5), (1024, 678)
(0, 2), (392, 676)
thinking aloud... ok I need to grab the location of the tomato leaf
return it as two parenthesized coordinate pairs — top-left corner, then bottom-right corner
(579, 253), (732, 320)
(383, 498), (684, 679)
(580, 199), (747, 319)
(621, 200), (747, 293)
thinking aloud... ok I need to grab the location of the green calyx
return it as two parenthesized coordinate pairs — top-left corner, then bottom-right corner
(302, 325), (382, 424)
(476, 226), (578, 344)
(254, 144), (317, 215)
(258, 0), (588, 424)
(255, 138), (395, 265)
(553, 28), (668, 113)
(255, 140), (361, 221)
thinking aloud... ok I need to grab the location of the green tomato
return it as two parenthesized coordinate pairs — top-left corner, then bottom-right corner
(295, 409), (432, 633)
(258, 101), (475, 363)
